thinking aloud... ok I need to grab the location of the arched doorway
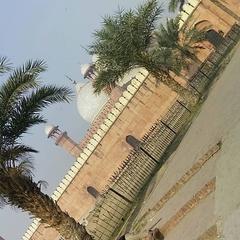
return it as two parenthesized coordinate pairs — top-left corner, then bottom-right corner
(195, 20), (212, 32)
(194, 20), (225, 48)
(126, 135), (159, 164)
(87, 186), (100, 199)
(126, 135), (142, 150)
(205, 29), (225, 48)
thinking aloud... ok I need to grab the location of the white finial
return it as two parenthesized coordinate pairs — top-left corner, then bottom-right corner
(80, 64), (91, 77)
(44, 124), (56, 137)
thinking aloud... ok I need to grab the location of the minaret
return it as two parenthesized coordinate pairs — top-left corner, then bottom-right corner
(80, 63), (97, 80)
(80, 55), (100, 81)
(44, 124), (82, 158)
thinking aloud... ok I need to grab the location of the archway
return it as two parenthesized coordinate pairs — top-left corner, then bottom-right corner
(126, 135), (142, 150)
(195, 20), (212, 31)
(126, 135), (159, 164)
(194, 20), (225, 48)
(87, 186), (100, 199)
(205, 29), (225, 48)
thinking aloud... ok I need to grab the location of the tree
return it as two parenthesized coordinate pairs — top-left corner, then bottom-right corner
(155, 16), (206, 66)
(89, 0), (198, 105)
(0, 59), (93, 240)
(169, 0), (186, 12)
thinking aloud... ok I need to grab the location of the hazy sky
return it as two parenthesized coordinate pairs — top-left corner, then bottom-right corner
(0, 1), (169, 239)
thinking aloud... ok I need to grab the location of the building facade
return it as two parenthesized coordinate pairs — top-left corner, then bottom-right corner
(22, 0), (240, 240)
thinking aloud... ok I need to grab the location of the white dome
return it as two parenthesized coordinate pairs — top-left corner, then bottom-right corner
(76, 82), (108, 122)
(44, 124), (56, 137)
(75, 82), (88, 94)
(80, 64), (91, 77)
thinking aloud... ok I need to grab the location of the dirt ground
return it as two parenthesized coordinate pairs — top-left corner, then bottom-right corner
(128, 43), (240, 240)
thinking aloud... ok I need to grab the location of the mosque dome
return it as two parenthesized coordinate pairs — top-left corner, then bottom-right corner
(44, 124), (57, 137)
(75, 82), (109, 122)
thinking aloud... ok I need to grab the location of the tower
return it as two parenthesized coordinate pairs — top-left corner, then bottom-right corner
(80, 63), (97, 80)
(80, 54), (99, 80)
(44, 124), (82, 158)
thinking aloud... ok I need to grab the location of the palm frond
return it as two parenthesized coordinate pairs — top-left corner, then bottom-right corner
(155, 16), (206, 71)
(0, 56), (12, 74)
(93, 70), (120, 94)
(0, 144), (37, 164)
(0, 59), (72, 169)
(156, 17), (180, 48)
(182, 24), (207, 45)
(14, 158), (34, 176)
(149, 47), (184, 75)
(4, 85), (72, 142)
(0, 196), (7, 208)
(0, 60), (46, 117)
(136, 0), (163, 49)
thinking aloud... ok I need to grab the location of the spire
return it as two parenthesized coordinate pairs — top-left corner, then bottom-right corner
(44, 124), (82, 158)
(65, 75), (77, 85)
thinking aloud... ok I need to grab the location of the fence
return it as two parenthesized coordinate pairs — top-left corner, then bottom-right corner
(86, 100), (191, 240)
(190, 23), (240, 93)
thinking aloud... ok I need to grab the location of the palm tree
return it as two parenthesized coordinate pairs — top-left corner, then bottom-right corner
(169, 0), (186, 12)
(0, 59), (93, 240)
(89, 0), (198, 105)
(155, 17), (206, 66)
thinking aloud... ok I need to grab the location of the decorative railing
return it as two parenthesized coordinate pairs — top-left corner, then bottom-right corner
(190, 23), (240, 93)
(85, 22), (240, 240)
(86, 100), (191, 240)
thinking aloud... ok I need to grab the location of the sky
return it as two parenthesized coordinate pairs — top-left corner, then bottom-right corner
(0, 1), (170, 239)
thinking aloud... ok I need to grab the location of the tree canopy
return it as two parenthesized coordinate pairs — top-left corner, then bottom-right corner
(88, 0), (199, 104)
(155, 16), (206, 65)
(89, 0), (166, 93)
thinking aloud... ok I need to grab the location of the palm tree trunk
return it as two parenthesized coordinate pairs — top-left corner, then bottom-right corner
(1, 174), (93, 240)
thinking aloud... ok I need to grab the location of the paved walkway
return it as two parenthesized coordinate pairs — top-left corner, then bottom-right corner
(129, 44), (240, 240)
